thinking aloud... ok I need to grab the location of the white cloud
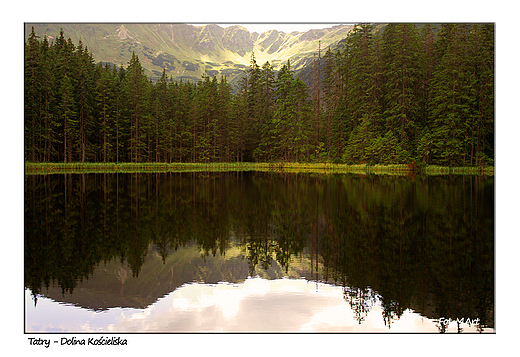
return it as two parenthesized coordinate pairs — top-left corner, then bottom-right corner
(25, 279), (495, 333)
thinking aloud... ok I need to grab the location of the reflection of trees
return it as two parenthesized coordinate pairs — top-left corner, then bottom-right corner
(320, 175), (494, 331)
(25, 172), (494, 331)
(381, 298), (403, 329)
(25, 172), (311, 299)
(343, 287), (377, 324)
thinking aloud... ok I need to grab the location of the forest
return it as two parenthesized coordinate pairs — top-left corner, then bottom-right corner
(24, 23), (494, 166)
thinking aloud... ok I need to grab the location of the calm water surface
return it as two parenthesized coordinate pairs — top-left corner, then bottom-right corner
(24, 171), (494, 333)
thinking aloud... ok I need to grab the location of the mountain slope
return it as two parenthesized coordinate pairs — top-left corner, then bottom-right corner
(25, 23), (354, 83)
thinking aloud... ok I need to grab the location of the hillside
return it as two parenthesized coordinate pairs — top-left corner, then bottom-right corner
(25, 23), (353, 84)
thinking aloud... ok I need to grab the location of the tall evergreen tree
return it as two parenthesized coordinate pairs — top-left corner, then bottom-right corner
(290, 76), (313, 161)
(429, 24), (475, 166)
(342, 24), (383, 163)
(254, 61), (276, 161)
(40, 35), (58, 162)
(474, 23), (494, 165)
(380, 23), (422, 159)
(272, 60), (295, 161)
(123, 52), (149, 162)
(244, 53), (262, 161)
(323, 47), (349, 161)
(60, 74), (77, 163)
(24, 27), (42, 162)
(217, 75), (233, 162)
(231, 74), (249, 162)
(95, 63), (115, 162)
(74, 41), (96, 162)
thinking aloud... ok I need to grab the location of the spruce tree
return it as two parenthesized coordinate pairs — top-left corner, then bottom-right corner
(232, 73), (249, 162)
(40, 35), (57, 162)
(429, 24), (476, 166)
(60, 74), (77, 163)
(217, 75), (233, 162)
(272, 60), (295, 161)
(342, 24), (382, 163)
(254, 61), (276, 161)
(123, 52), (149, 162)
(244, 53), (262, 161)
(95, 63), (115, 162)
(74, 41), (97, 162)
(380, 23), (422, 158)
(475, 23), (494, 165)
(24, 27), (42, 162)
(291, 76), (312, 161)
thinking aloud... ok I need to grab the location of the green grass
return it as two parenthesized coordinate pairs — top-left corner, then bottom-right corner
(423, 165), (494, 176)
(24, 162), (495, 176)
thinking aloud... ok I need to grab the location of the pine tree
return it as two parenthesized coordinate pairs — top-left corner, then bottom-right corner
(53, 31), (78, 162)
(254, 61), (276, 161)
(95, 63), (115, 162)
(461, 23), (494, 166)
(323, 48), (348, 161)
(291, 76), (312, 161)
(40, 35), (58, 162)
(24, 27), (42, 162)
(381, 23), (422, 157)
(175, 80), (195, 162)
(272, 60), (295, 161)
(60, 74), (77, 162)
(123, 52), (149, 162)
(74, 41), (96, 162)
(217, 75), (233, 162)
(231, 73), (249, 162)
(429, 24), (477, 166)
(244, 53), (262, 161)
(113, 64), (126, 162)
(342, 24), (382, 163)
(322, 46), (337, 159)
(151, 69), (169, 162)
(344, 24), (379, 131)
(474, 23), (494, 165)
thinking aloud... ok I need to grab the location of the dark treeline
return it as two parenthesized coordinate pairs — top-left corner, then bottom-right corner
(25, 23), (494, 166)
(25, 172), (494, 329)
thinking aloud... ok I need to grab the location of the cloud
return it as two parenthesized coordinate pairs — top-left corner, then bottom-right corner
(27, 278), (490, 333)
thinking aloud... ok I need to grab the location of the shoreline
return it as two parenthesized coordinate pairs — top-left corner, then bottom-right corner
(24, 162), (495, 176)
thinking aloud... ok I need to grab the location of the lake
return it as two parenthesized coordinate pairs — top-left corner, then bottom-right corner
(24, 171), (494, 333)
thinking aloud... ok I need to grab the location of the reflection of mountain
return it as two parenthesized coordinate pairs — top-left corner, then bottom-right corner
(37, 240), (325, 311)
(25, 172), (494, 329)
(39, 243), (262, 310)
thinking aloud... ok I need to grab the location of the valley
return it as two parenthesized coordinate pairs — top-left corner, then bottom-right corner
(25, 23), (353, 84)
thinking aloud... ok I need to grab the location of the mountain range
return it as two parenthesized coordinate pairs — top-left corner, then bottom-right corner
(25, 23), (354, 85)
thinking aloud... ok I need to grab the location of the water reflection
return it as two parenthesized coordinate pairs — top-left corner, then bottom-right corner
(24, 172), (494, 332)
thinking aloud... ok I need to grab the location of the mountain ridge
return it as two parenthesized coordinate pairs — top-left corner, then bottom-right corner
(25, 23), (354, 83)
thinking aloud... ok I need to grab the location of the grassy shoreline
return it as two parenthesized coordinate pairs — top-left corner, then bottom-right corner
(24, 162), (495, 176)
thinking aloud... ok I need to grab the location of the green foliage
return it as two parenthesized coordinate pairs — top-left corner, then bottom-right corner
(24, 24), (494, 167)
(321, 23), (494, 167)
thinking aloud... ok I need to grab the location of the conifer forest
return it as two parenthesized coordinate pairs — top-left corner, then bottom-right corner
(24, 23), (494, 167)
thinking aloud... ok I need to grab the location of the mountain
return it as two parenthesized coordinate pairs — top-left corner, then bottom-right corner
(25, 23), (354, 84)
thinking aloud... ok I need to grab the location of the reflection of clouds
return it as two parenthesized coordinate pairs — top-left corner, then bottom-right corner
(111, 278), (367, 332)
(26, 280), (491, 333)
